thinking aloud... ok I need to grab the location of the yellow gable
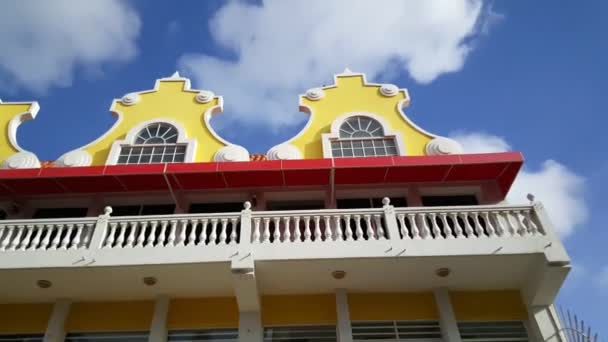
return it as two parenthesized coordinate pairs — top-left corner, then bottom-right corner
(0, 101), (40, 168)
(58, 74), (238, 166)
(280, 71), (447, 159)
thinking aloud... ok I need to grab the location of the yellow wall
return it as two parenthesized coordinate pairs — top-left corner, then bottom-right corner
(450, 290), (528, 321)
(0, 102), (36, 160)
(168, 297), (238, 329)
(0, 303), (53, 334)
(292, 75), (433, 159)
(65, 301), (154, 332)
(82, 80), (225, 165)
(262, 295), (336, 326)
(348, 292), (438, 321)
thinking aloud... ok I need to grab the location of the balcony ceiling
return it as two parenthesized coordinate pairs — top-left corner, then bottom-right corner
(0, 152), (523, 197)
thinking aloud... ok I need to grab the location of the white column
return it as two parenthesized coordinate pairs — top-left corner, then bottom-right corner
(239, 311), (263, 342)
(43, 299), (71, 342)
(335, 289), (353, 342)
(527, 305), (565, 342)
(149, 295), (170, 342)
(433, 288), (462, 342)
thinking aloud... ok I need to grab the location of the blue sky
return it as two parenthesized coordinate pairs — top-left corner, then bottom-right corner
(1, 0), (607, 335)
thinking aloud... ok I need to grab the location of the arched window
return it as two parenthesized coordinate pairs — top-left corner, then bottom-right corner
(117, 123), (187, 164)
(331, 116), (398, 158)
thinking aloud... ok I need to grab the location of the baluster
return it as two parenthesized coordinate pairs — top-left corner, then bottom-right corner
(39, 225), (53, 250)
(408, 213), (420, 240)
(29, 225), (43, 250)
(313, 216), (322, 241)
(0, 226), (5, 250)
(105, 223), (118, 248)
(344, 215), (353, 241)
(450, 213), (463, 238)
(229, 218), (238, 244)
(3, 226), (16, 250)
(262, 218), (271, 243)
(397, 214), (407, 239)
(501, 212), (517, 237)
(272, 217), (281, 242)
(523, 210), (537, 236)
(209, 219), (219, 245)
(157, 221), (168, 246)
(490, 212), (504, 237)
(9, 225), (24, 250)
(167, 220), (178, 246)
(188, 219), (198, 246)
(458, 213), (473, 238)
(82, 223), (93, 248)
(115, 222), (128, 248)
(354, 215), (363, 240)
(126, 221), (138, 248)
(303, 216), (311, 242)
(418, 213), (430, 239)
(219, 219), (229, 245)
(218, 219), (228, 244)
(333, 216), (342, 241)
(198, 219), (209, 245)
(481, 212), (496, 237)
(364, 215), (374, 240)
(282, 217), (291, 243)
(177, 219), (188, 246)
(429, 213), (441, 239)
(71, 224), (84, 249)
(252, 218), (261, 243)
(19, 225), (35, 251)
(323, 216), (331, 241)
(440, 213), (452, 239)
(294, 216), (302, 242)
(472, 212), (486, 238)
(374, 215), (385, 239)
(146, 221), (158, 247)
(59, 224), (74, 250)
(137, 221), (148, 247)
(49, 224), (64, 250)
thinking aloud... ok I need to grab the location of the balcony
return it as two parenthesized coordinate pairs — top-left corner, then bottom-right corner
(0, 200), (569, 307)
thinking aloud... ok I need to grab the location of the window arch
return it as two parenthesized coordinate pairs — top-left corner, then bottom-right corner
(116, 122), (188, 164)
(329, 115), (400, 158)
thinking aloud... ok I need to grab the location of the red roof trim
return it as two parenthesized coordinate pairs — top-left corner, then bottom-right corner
(0, 153), (523, 197)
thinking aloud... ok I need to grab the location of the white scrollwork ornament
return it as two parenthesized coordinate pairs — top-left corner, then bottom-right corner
(55, 149), (93, 167)
(1, 152), (41, 169)
(266, 144), (302, 160)
(425, 137), (463, 156)
(121, 93), (140, 106)
(380, 84), (399, 97)
(305, 88), (325, 101)
(195, 90), (215, 104)
(214, 145), (250, 162)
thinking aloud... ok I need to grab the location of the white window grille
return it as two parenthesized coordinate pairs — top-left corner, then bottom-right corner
(117, 122), (187, 164)
(168, 328), (238, 341)
(330, 116), (398, 158)
(458, 321), (528, 342)
(352, 321), (442, 341)
(0, 334), (43, 342)
(264, 326), (337, 342)
(65, 331), (149, 341)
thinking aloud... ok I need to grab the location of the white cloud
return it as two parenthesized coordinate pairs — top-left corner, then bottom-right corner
(0, 0), (141, 93)
(450, 132), (588, 237)
(180, 0), (491, 128)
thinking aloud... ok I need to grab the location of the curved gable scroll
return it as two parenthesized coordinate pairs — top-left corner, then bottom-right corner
(0, 100), (42, 169)
(56, 72), (249, 167)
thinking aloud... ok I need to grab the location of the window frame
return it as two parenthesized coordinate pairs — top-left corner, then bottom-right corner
(106, 119), (197, 165)
(322, 112), (405, 159)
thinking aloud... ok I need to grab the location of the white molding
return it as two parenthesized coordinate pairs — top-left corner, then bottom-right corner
(433, 288), (462, 342)
(43, 299), (71, 342)
(321, 112), (406, 158)
(335, 289), (353, 342)
(273, 70), (440, 149)
(105, 118), (197, 166)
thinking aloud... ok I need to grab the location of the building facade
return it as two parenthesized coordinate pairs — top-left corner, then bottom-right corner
(0, 71), (571, 342)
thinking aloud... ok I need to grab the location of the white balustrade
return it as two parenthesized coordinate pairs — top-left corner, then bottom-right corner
(0, 218), (96, 251)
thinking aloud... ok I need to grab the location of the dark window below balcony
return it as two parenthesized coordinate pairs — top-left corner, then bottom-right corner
(32, 207), (88, 219)
(421, 195), (478, 207)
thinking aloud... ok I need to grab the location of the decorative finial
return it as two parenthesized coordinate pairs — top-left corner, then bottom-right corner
(342, 67), (354, 74)
(527, 193), (535, 204)
(170, 71), (181, 78)
(243, 201), (252, 210)
(103, 206), (113, 216)
(382, 197), (391, 206)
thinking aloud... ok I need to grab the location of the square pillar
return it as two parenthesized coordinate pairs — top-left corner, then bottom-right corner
(433, 288), (462, 342)
(43, 299), (71, 342)
(335, 289), (353, 342)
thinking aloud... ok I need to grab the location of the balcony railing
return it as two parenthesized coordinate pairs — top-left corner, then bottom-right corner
(0, 199), (568, 268)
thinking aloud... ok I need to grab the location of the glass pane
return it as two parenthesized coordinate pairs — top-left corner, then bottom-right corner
(362, 140), (373, 148)
(127, 155), (139, 164)
(117, 155), (128, 164)
(343, 149), (353, 157)
(364, 148), (375, 156)
(162, 154), (173, 162)
(352, 140), (363, 149)
(139, 154), (152, 163)
(353, 148), (365, 157)
(387, 146), (398, 155)
(375, 147), (386, 155)
(151, 155), (163, 163)
(332, 148), (342, 157)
